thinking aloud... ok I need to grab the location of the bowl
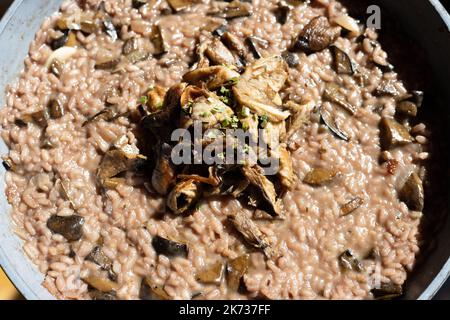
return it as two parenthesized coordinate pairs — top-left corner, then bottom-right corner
(0, 0), (449, 300)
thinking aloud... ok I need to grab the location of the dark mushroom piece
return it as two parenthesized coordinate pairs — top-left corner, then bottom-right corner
(323, 82), (357, 115)
(375, 79), (401, 97)
(212, 24), (228, 38)
(145, 85), (167, 112)
(227, 254), (249, 292)
(398, 172), (424, 212)
(196, 261), (224, 284)
(221, 31), (246, 58)
(150, 25), (167, 57)
(48, 99), (65, 119)
(123, 37), (139, 55)
(205, 38), (236, 66)
(241, 165), (283, 217)
(82, 107), (119, 126)
(132, 0), (148, 9)
(47, 214), (84, 241)
(396, 100), (418, 118)
(140, 277), (171, 300)
(89, 289), (116, 300)
(291, 16), (340, 54)
(273, 3), (290, 25)
(151, 235), (188, 258)
(86, 246), (112, 270)
(103, 18), (118, 41)
(229, 211), (275, 258)
(167, 0), (199, 12)
(341, 197), (364, 216)
(331, 45), (354, 75)
(371, 282), (403, 300)
(126, 50), (150, 64)
(51, 32), (69, 50)
(151, 143), (176, 196)
(303, 167), (338, 186)
(95, 57), (121, 70)
(50, 59), (64, 77)
(166, 179), (202, 214)
(277, 144), (296, 190)
(283, 100), (315, 142)
(213, 0), (252, 19)
(379, 117), (413, 150)
(245, 36), (268, 59)
(319, 107), (349, 141)
(2, 158), (15, 172)
(281, 51), (299, 68)
(339, 250), (363, 272)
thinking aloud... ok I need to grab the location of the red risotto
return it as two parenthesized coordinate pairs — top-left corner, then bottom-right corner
(0, 0), (428, 300)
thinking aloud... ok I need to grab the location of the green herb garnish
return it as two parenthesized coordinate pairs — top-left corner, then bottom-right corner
(139, 95), (148, 105)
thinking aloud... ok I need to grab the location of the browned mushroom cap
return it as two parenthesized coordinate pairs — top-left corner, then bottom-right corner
(379, 117), (413, 150)
(291, 16), (340, 53)
(140, 277), (171, 300)
(183, 65), (240, 90)
(303, 167), (338, 186)
(167, 178), (202, 214)
(47, 214), (84, 241)
(150, 24), (167, 56)
(205, 165), (250, 198)
(398, 172), (424, 212)
(141, 83), (187, 141)
(283, 100), (315, 142)
(396, 100), (418, 117)
(196, 261), (224, 284)
(339, 249), (364, 272)
(331, 45), (355, 75)
(213, 0), (252, 19)
(323, 82), (357, 115)
(228, 211), (275, 258)
(167, 0), (200, 12)
(86, 246), (112, 270)
(241, 165), (283, 217)
(226, 254), (249, 291)
(233, 56), (290, 122)
(151, 235), (189, 258)
(151, 143), (176, 196)
(205, 38), (237, 67)
(179, 85), (235, 129)
(371, 282), (403, 300)
(97, 148), (145, 186)
(221, 31), (247, 58)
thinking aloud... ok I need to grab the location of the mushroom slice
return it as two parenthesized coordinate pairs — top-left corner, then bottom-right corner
(273, 3), (290, 25)
(375, 79), (401, 97)
(167, 0), (199, 12)
(178, 166), (221, 187)
(379, 117), (413, 150)
(283, 100), (315, 142)
(205, 38), (236, 66)
(82, 107), (120, 126)
(206, 165), (250, 198)
(150, 24), (167, 56)
(396, 100), (418, 117)
(276, 144), (296, 190)
(151, 235), (188, 258)
(180, 86), (235, 129)
(123, 37), (139, 55)
(45, 46), (78, 68)
(145, 85), (167, 112)
(331, 45), (354, 75)
(48, 99), (65, 119)
(229, 211), (275, 258)
(291, 16), (340, 53)
(227, 254), (249, 291)
(140, 278), (171, 300)
(303, 167), (338, 186)
(371, 282), (403, 300)
(398, 172), (424, 212)
(151, 143), (176, 196)
(86, 246), (112, 270)
(221, 31), (246, 58)
(97, 149), (144, 185)
(233, 56), (290, 122)
(83, 274), (118, 292)
(341, 197), (364, 216)
(47, 214), (84, 241)
(95, 57), (121, 70)
(103, 18), (118, 41)
(245, 36), (268, 59)
(323, 82), (356, 115)
(213, 0), (252, 19)
(241, 165), (283, 217)
(167, 179), (202, 214)
(183, 65), (240, 90)
(339, 249), (364, 272)
(319, 106), (349, 141)
(196, 261), (224, 284)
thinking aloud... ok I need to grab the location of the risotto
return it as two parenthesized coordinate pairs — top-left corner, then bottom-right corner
(0, 0), (428, 300)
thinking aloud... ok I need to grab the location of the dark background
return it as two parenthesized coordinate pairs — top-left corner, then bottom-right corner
(0, 0), (449, 300)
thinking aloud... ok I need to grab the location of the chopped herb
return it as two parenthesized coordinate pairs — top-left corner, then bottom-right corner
(183, 101), (193, 115)
(212, 105), (224, 114)
(259, 114), (269, 128)
(220, 86), (230, 95)
(200, 112), (211, 118)
(139, 96), (148, 105)
(155, 102), (163, 110)
(222, 115), (239, 129)
(240, 107), (250, 118)
(227, 77), (239, 85)
(219, 96), (230, 105)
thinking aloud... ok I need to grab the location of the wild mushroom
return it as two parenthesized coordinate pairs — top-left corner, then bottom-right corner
(398, 172), (424, 211)
(151, 235), (188, 258)
(227, 254), (249, 291)
(339, 249), (364, 272)
(331, 45), (354, 75)
(323, 82), (357, 115)
(196, 261), (224, 284)
(371, 282), (403, 300)
(291, 16), (340, 53)
(166, 179), (202, 214)
(303, 167), (338, 186)
(47, 214), (84, 241)
(341, 197), (364, 216)
(151, 143), (177, 196)
(183, 65), (240, 91)
(229, 211), (275, 258)
(379, 117), (413, 150)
